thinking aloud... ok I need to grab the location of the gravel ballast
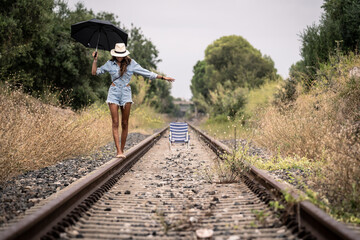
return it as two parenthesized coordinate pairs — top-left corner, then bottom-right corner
(0, 132), (148, 227)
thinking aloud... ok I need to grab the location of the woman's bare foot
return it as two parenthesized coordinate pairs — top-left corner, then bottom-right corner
(116, 153), (126, 159)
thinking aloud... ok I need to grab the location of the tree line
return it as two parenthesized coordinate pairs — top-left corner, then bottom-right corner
(0, 0), (175, 112)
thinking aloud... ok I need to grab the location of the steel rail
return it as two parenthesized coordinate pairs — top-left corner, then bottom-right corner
(0, 126), (168, 240)
(188, 122), (360, 240)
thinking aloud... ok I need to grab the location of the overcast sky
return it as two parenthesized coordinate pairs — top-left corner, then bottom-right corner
(66, 0), (324, 100)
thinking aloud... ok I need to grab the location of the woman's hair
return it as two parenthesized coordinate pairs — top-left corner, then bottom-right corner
(111, 56), (132, 76)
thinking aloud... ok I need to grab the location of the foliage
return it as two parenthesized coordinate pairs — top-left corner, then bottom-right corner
(0, 0), (54, 60)
(190, 60), (207, 113)
(127, 25), (161, 70)
(191, 35), (278, 117)
(199, 115), (250, 140)
(296, 0), (360, 88)
(204, 35), (276, 89)
(209, 84), (247, 118)
(198, 80), (280, 141)
(0, 0), (54, 88)
(322, 0), (360, 52)
(0, 0), (172, 111)
(244, 80), (281, 118)
(145, 77), (176, 114)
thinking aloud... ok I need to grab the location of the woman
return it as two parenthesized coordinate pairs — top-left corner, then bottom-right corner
(92, 43), (175, 158)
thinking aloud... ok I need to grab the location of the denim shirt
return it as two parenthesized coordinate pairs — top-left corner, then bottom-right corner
(96, 59), (157, 85)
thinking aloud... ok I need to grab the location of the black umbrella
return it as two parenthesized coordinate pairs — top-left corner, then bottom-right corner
(71, 18), (128, 54)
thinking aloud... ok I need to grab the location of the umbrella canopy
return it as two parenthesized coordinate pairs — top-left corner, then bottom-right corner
(71, 18), (128, 51)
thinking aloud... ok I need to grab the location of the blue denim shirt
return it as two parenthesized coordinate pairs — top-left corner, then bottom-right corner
(96, 59), (157, 85)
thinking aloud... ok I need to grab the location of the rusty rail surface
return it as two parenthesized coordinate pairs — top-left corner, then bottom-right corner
(188, 122), (360, 240)
(0, 126), (167, 240)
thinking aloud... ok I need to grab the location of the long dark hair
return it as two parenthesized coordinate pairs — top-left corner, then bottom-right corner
(111, 56), (131, 76)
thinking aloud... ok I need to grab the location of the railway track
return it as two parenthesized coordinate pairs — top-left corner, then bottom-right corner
(0, 124), (359, 240)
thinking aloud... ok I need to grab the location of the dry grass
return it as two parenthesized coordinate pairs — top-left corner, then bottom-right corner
(254, 53), (360, 222)
(255, 94), (335, 159)
(0, 83), (166, 182)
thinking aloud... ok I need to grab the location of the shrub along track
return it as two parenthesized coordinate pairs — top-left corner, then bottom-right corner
(0, 125), (359, 240)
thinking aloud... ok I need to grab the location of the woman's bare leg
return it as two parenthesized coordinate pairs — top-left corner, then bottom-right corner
(120, 103), (131, 153)
(109, 103), (121, 155)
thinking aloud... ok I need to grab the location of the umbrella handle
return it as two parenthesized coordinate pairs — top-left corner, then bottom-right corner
(93, 28), (101, 59)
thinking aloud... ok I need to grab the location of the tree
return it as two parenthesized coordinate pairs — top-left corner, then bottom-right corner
(298, 0), (360, 87)
(127, 26), (161, 70)
(204, 35), (276, 90)
(322, 0), (360, 52)
(0, 0), (54, 89)
(190, 60), (207, 113)
(190, 35), (277, 116)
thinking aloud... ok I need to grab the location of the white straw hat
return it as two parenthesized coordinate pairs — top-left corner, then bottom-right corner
(110, 43), (130, 57)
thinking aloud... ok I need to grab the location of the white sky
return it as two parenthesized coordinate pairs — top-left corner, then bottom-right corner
(66, 0), (324, 100)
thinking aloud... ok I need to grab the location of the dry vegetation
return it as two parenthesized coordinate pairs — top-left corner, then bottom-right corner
(255, 53), (360, 222)
(0, 83), (166, 182)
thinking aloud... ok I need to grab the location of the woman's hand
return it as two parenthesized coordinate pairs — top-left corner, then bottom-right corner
(156, 75), (174, 82)
(163, 76), (175, 82)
